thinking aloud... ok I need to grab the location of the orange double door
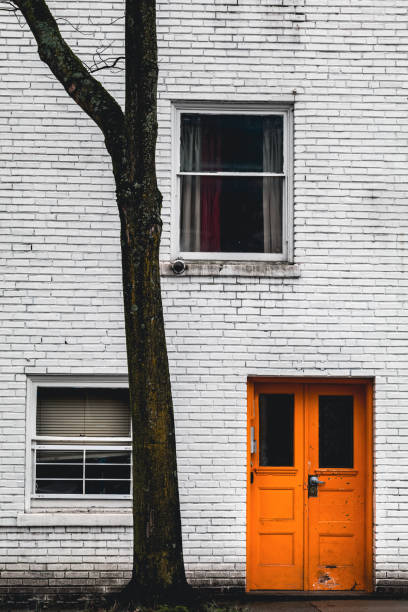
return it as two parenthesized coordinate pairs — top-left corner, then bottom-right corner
(247, 380), (372, 592)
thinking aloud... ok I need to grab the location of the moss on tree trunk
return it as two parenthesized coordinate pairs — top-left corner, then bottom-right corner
(118, 193), (187, 603)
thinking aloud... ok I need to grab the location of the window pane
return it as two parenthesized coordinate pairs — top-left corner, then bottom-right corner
(85, 480), (130, 495)
(259, 394), (294, 466)
(85, 464), (131, 479)
(36, 480), (83, 494)
(181, 114), (283, 173)
(37, 464), (83, 479)
(319, 396), (354, 468)
(35, 449), (132, 496)
(85, 451), (131, 464)
(180, 176), (283, 253)
(36, 450), (84, 493)
(37, 450), (83, 463)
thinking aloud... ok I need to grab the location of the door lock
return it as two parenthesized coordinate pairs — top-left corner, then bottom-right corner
(308, 474), (325, 497)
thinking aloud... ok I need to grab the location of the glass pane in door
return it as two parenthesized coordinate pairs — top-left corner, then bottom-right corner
(259, 394), (294, 466)
(319, 395), (354, 468)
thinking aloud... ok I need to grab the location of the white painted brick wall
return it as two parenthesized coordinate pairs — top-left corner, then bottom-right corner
(1, 0), (408, 597)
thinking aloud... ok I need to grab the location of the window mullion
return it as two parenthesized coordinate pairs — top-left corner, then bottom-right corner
(34, 447), (37, 496)
(83, 448), (86, 496)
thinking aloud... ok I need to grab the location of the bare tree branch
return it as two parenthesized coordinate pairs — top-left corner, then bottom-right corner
(54, 15), (93, 35)
(55, 14), (124, 38)
(51, 15), (125, 73)
(0, 0), (18, 14)
(87, 38), (125, 73)
(12, 0), (127, 177)
(89, 56), (125, 73)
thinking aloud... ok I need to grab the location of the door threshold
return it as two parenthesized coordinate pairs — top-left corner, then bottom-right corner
(246, 591), (373, 598)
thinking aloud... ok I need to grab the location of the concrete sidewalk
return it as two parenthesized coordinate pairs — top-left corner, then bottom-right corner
(246, 601), (408, 611)
(8, 597), (408, 612)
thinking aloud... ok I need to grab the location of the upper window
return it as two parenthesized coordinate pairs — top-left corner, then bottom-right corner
(31, 386), (131, 499)
(174, 105), (292, 262)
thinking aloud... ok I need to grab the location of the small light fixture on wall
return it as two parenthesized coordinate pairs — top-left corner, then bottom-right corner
(171, 259), (186, 275)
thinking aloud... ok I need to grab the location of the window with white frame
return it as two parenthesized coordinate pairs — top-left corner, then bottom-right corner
(174, 105), (292, 261)
(32, 387), (131, 498)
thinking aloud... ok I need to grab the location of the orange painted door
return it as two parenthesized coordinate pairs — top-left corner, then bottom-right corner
(306, 384), (367, 591)
(247, 383), (305, 590)
(247, 381), (371, 592)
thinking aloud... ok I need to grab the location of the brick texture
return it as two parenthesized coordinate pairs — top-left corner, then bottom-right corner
(1, 0), (408, 597)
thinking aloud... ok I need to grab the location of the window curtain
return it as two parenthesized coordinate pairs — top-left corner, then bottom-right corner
(180, 118), (201, 251)
(263, 118), (283, 253)
(200, 120), (221, 251)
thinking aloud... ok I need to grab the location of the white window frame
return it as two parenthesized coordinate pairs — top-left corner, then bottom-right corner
(25, 376), (131, 511)
(171, 101), (294, 263)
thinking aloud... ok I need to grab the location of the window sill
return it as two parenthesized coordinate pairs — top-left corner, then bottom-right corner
(17, 512), (132, 527)
(160, 261), (300, 277)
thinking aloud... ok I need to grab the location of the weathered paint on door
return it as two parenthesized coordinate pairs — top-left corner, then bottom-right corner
(247, 380), (372, 592)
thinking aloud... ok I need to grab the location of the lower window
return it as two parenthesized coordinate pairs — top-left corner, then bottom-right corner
(32, 386), (131, 498)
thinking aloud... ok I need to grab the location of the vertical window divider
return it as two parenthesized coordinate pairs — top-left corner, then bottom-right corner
(83, 448), (86, 496)
(33, 447), (36, 496)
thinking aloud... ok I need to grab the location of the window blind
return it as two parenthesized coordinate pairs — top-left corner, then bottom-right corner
(36, 388), (130, 437)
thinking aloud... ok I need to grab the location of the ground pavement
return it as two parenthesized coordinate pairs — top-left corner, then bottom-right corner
(245, 601), (408, 611)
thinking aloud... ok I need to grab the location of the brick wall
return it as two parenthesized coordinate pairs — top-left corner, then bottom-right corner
(1, 0), (408, 597)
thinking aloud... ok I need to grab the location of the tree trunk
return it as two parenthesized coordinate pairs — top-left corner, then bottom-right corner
(114, 0), (189, 603)
(116, 183), (188, 605)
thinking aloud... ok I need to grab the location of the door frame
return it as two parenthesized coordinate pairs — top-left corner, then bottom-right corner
(246, 377), (374, 592)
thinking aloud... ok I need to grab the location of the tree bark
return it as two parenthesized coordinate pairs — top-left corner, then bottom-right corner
(118, 0), (188, 602)
(117, 192), (187, 604)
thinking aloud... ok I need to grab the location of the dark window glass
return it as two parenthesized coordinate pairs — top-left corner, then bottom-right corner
(180, 114), (283, 173)
(85, 480), (130, 495)
(36, 480), (83, 494)
(35, 449), (131, 496)
(85, 464), (131, 479)
(36, 464), (83, 479)
(319, 395), (354, 468)
(85, 451), (131, 464)
(259, 394), (294, 466)
(37, 450), (82, 463)
(180, 176), (283, 253)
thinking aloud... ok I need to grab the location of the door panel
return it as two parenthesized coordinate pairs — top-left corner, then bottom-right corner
(247, 380), (371, 592)
(306, 384), (367, 591)
(248, 384), (304, 590)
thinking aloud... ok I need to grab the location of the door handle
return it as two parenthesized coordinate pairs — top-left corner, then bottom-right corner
(250, 426), (257, 454)
(308, 474), (325, 497)
(309, 475), (325, 486)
